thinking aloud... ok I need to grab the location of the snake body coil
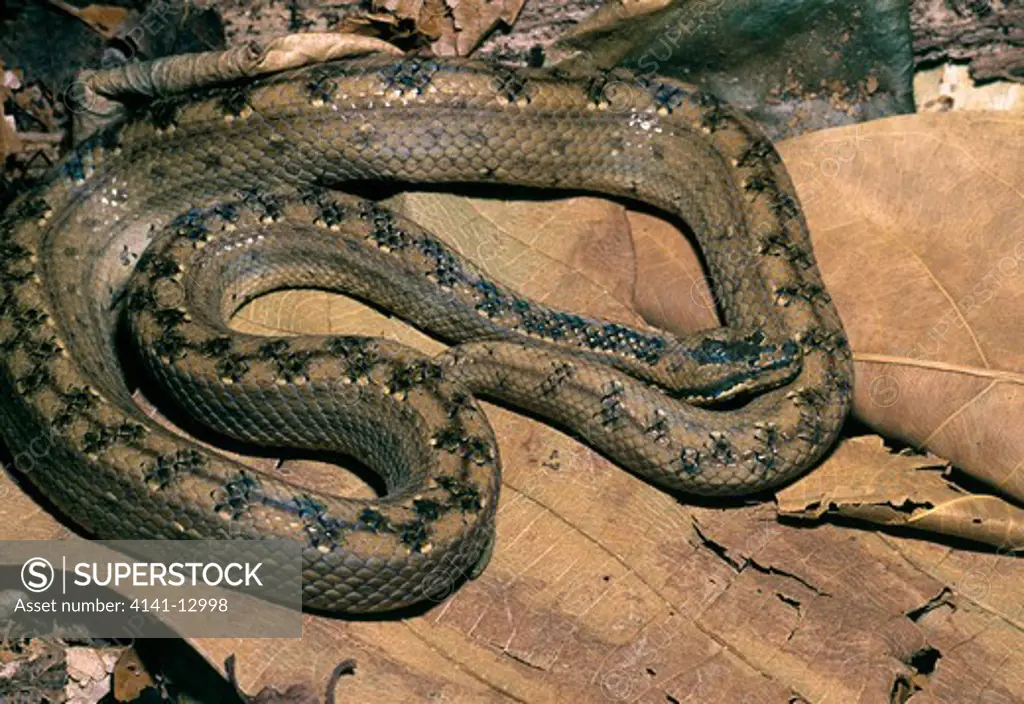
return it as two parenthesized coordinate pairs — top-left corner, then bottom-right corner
(0, 45), (852, 612)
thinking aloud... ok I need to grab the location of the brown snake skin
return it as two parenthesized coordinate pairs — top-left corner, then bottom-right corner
(0, 40), (852, 613)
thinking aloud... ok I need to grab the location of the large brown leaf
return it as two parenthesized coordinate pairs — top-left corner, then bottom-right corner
(788, 112), (1024, 502)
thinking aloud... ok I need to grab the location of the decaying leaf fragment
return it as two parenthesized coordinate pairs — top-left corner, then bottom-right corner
(112, 648), (156, 702)
(45, 0), (131, 40)
(362, 0), (528, 56)
(779, 436), (1024, 550)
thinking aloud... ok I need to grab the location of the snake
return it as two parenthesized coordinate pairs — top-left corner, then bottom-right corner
(0, 36), (852, 613)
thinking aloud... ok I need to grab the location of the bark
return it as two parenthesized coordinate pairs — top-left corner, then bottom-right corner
(911, 0), (1024, 81)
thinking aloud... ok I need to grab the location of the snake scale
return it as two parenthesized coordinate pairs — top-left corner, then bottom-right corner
(0, 36), (852, 613)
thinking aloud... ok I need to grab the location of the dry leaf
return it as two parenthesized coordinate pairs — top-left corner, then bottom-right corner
(560, 0), (675, 46)
(438, 0), (529, 56)
(45, 1), (130, 41)
(367, 0), (528, 56)
(785, 112), (1024, 502)
(779, 435), (1024, 549)
(0, 638), (65, 701)
(336, 11), (436, 47)
(112, 648), (155, 702)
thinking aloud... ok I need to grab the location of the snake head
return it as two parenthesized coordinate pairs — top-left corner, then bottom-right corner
(679, 331), (802, 405)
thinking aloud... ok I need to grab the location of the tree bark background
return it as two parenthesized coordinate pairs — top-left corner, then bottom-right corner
(910, 0), (1024, 82)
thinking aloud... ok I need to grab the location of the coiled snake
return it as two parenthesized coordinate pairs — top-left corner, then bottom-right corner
(0, 36), (852, 613)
